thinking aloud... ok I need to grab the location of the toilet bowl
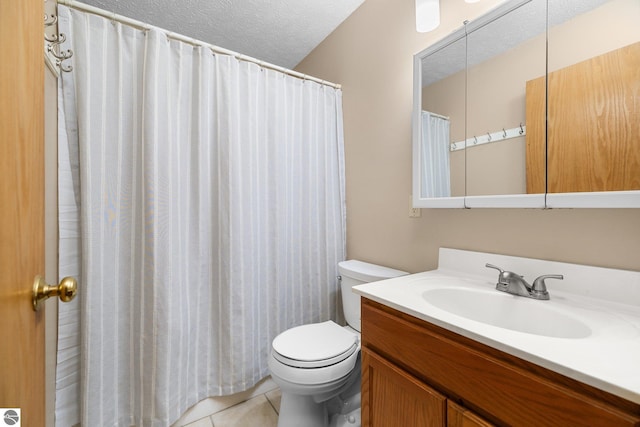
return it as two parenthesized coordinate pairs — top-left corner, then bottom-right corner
(269, 260), (408, 427)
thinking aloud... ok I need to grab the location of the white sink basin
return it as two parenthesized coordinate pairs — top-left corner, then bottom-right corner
(422, 287), (592, 339)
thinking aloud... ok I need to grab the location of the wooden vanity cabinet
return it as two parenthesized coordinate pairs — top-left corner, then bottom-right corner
(361, 298), (640, 427)
(362, 348), (446, 426)
(362, 347), (493, 427)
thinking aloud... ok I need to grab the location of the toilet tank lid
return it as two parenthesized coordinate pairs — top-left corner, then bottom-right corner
(338, 260), (408, 282)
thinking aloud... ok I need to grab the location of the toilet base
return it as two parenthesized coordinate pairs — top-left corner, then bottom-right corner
(277, 392), (328, 427)
(329, 407), (361, 427)
(277, 391), (362, 427)
(277, 370), (362, 427)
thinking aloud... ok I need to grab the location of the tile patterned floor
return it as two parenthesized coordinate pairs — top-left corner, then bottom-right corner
(184, 388), (281, 427)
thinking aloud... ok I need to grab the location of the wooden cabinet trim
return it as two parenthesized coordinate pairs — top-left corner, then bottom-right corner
(448, 400), (495, 427)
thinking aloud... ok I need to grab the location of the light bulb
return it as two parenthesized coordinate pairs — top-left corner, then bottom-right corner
(416, 0), (440, 33)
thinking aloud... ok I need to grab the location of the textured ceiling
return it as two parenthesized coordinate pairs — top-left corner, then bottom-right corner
(78, 0), (365, 69)
(421, 0), (608, 87)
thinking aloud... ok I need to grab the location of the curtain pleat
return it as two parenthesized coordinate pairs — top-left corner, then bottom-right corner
(56, 5), (346, 426)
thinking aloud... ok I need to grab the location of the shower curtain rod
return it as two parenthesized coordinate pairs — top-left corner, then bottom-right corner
(424, 111), (449, 121)
(56, 0), (342, 90)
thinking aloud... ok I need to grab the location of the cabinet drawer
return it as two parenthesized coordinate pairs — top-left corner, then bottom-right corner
(362, 299), (640, 427)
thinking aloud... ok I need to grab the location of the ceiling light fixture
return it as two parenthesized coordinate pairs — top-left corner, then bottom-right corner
(415, 0), (440, 33)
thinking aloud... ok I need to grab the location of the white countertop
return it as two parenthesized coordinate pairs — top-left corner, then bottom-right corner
(352, 248), (640, 404)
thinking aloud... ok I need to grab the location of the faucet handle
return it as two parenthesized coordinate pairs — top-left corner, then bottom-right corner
(485, 263), (506, 284)
(486, 263), (510, 286)
(485, 263), (504, 274)
(531, 274), (563, 299)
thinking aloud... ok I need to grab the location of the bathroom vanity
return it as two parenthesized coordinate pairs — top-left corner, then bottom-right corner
(354, 249), (640, 426)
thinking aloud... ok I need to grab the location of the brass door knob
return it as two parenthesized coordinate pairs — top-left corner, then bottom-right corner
(32, 275), (78, 311)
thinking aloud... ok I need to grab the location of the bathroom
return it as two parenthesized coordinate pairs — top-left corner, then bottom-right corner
(1, 0), (639, 426)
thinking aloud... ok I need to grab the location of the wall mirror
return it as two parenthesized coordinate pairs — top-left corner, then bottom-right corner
(412, 0), (640, 208)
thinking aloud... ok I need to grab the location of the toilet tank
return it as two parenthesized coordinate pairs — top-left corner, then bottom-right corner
(338, 260), (408, 332)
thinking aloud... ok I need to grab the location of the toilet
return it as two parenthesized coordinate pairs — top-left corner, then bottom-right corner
(269, 260), (408, 427)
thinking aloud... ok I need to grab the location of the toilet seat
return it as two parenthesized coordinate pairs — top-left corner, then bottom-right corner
(272, 321), (358, 368)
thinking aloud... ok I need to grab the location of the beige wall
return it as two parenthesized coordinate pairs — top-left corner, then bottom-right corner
(295, 0), (640, 273)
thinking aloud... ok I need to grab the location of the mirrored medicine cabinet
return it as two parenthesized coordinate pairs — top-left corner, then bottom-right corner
(412, 0), (640, 208)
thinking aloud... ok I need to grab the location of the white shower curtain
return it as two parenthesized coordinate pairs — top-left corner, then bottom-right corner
(420, 111), (451, 198)
(55, 5), (346, 426)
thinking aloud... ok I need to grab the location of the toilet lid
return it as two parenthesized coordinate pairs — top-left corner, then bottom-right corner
(272, 321), (358, 368)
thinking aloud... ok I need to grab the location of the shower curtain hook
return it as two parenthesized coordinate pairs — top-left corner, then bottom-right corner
(502, 128), (507, 138)
(473, 136), (478, 145)
(44, 13), (58, 26)
(50, 32), (67, 46)
(43, 11), (74, 73)
(519, 123), (524, 135)
(45, 32), (59, 43)
(487, 132), (492, 142)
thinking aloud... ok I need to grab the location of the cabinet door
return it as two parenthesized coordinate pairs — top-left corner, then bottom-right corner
(448, 401), (494, 427)
(362, 348), (446, 427)
(527, 42), (640, 194)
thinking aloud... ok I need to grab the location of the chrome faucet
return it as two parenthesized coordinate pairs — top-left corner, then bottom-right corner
(485, 263), (563, 300)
